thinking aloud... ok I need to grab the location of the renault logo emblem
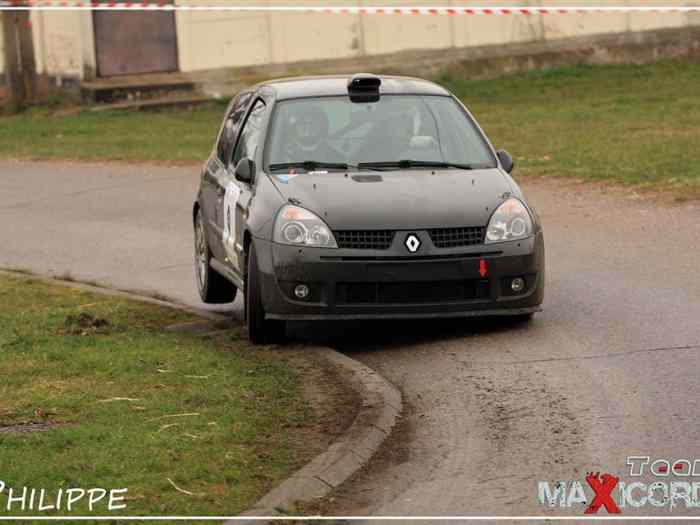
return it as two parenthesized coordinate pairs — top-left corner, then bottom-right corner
(404, 233), (421, 253)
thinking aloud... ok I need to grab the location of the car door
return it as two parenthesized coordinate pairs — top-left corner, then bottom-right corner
(218, 98), (268, 277)
(201, 91), (252, 260)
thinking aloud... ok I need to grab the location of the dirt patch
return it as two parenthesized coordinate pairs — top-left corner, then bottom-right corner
(280, 347), (363, 470)
(62, 312), (111, 336)
(165, 319), (237, 335)
(0, 422), (60, 434)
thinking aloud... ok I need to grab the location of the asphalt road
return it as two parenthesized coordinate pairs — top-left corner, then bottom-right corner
(0, 160), (227, 310)
(2, 160), (699, 518)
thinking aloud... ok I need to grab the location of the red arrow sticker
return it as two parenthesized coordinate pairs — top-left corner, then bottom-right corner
(479, 259), (487, 277)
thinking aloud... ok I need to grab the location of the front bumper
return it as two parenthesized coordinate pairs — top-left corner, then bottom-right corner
(254, 231), (545, 321)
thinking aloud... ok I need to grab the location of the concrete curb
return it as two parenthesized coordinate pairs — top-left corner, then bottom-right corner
(235, 348), (402, 522)
(0, 269), (224, 321)
(2, 269), (403, 520)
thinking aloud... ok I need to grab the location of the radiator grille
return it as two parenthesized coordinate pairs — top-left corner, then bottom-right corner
(335, 230), (395, 250)
(335, 227), (486, 250)
(429, 226), (485, 248)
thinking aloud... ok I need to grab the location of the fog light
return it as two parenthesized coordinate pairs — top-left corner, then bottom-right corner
(511, 277), (525, 293)
(294, 284), (310, 300)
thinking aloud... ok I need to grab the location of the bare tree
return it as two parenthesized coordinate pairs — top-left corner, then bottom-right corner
(2, 7), (37, 112)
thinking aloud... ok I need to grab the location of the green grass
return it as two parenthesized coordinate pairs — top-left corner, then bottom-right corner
(439, 61), (700, 199)
(1, 61), (699, 197)
(0, 102), (226, 163)
(0, 274), (309, 517)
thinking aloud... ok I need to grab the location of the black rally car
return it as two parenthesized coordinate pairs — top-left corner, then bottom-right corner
(193, 74), (544, 343)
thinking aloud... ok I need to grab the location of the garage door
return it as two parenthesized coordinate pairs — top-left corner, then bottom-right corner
(93, 5), (178, 77)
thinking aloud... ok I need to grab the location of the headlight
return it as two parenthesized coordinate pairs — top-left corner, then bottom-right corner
(485, 198), (533, 243)
(273, 204), (338, 248)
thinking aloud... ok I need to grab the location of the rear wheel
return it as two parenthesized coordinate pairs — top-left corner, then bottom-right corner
(194, 208), (237, 304)
(246, 245), (286, 344)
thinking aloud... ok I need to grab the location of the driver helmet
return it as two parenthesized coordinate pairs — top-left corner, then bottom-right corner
(288, 105), (330, 152)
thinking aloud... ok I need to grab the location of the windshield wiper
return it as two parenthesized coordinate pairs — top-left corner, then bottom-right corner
(358, 160), (479, 170)
(268, 161), (351, 172)
(268, 161), (386, 173)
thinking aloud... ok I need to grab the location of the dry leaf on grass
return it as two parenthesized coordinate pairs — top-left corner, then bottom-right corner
(148, 412), (200, 422)
(166, 478), (203, 497)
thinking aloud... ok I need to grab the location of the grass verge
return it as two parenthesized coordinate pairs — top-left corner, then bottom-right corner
(0, 102), (226, 163)
(0, 273), (309, 516)
(440, 61), (700, 200)
(1, 61), (698, 198)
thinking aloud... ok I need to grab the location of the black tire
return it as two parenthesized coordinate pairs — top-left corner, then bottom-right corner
(246, 245), (286, 344)
(194, 208), (237, 304)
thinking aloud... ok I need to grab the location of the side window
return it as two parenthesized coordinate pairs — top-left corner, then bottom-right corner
(231, 99), (267, 168)
(216, 92), (252, 164)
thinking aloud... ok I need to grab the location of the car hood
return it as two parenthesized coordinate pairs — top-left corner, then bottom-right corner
(268, 169), (513, 230)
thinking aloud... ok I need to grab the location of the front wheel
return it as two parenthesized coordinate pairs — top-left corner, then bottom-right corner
(246, 245), (286, 344)
(194, 208), (237, 304)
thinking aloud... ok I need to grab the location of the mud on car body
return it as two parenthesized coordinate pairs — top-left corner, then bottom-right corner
(193, 74), (544, 343)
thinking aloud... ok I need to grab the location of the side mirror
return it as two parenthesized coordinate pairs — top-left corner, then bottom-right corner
(234, 158), (254, 184)
(496, 149), (514, 174)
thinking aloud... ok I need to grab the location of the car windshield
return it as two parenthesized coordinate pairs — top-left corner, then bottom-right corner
(265, 95), (497, 172)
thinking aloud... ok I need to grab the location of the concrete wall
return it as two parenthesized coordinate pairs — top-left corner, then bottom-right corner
(1, 0), (698, 78)
(173, 0), (696, 72)
(31, 10), (84, 78)
(174, 0), (363, 71)
(0, 10), (93, 80)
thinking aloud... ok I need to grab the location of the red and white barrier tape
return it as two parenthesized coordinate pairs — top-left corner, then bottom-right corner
(1, 3), (699, 12)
